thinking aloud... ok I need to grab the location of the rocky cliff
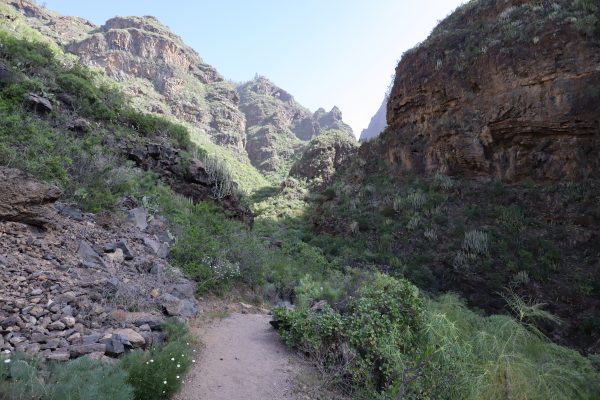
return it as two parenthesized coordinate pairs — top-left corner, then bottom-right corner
(68, 16), (247, 150)
(383, 0), (600, 182)
(238, 76), (353, 173)
(359, 95), (387, 142)
(290, 130), (358, 183)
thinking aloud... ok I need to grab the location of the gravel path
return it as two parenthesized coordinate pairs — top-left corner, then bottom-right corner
(175, 312), (301, 400)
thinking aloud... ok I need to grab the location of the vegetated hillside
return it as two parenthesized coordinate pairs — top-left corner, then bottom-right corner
(6, 0), (356, 186)
(309, 0), (600, 353)
(383, 0), (600, 181)
(238, 76), (354, 176)
(359, 94), (387, 142)
(0, 5), (256, 397)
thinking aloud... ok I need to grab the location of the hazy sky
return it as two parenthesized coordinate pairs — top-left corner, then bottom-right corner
(43, 0), (465, 136)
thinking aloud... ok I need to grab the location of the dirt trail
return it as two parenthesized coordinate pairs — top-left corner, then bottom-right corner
(176, 312), (304, 400)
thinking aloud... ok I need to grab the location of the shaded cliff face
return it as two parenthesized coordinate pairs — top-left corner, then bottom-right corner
(238, 76), (353, 173)
(384, 0), (600, 182)
(290, 130), (358, 183)
(359, 95), (387, 142)
(67, 16), (246, 150)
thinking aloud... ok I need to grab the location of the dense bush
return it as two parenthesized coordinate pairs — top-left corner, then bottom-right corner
(274, 274), (426, 394)
(274, 286), (600, 399)
(0, 353), (133, 400)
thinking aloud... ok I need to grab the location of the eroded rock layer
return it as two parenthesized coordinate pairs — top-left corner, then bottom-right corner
(384, 0), (600, 181)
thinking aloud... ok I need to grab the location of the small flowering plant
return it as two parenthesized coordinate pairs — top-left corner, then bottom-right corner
(121, 319), (196, 400)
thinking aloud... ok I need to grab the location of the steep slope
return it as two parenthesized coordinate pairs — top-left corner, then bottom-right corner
(359, 95), (387, 142)
(6, 1), (247, 152)
(383, 0), (600, 181)
(238, 76), (353, 174)
(308, 0), (600, 354)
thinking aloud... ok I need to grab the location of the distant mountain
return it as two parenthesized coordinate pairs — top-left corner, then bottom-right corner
(238, 76), (353, 174)
(359, 95), (387, 142)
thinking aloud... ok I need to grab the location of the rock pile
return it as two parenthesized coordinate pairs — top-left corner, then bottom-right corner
(0, 167), (198, 361)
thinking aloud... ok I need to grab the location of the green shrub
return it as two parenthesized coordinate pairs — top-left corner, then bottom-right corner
(121, 320), (194, 400)
(0, 353), (134, 400)
(274, 274), (426, 394)
(47, 357), (133, 400)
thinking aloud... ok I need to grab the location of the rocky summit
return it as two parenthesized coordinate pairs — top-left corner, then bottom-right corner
(239, 76), (354, 174)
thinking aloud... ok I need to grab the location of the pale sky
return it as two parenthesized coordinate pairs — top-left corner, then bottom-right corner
(44, 0), (466, 136)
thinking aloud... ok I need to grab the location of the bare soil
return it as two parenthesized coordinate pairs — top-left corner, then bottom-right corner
(175, 311), (306, 400)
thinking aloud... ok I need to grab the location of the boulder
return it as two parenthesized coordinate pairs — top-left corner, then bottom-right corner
(77, 240), (106, 269)
(0, 167), (60, 227)
(24, 93), (53, 114)
(127, 207), (148, 231)
(70, 343), (106, 357)
(159, 293), (184, 316)
(112, 328), (145, 348)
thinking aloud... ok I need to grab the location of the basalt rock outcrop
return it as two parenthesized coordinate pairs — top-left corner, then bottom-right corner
(383, 0), (600, 182)
(239, 76), (354, 172)
(125, 142), (253, 226)
(0, 167), (60, 227)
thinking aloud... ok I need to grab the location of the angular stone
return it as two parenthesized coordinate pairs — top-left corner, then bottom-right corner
(81, 334), (102, 345)
(42, 338), (60, 350)
(77, 241), (106, 269)
(25, 93), (53, 114)
(160, 293), (184, 316)
(28, 306), (45, 318)
(112, 328), (145, 348)
(127, 207), (148, 231)
(46, 350), (70, 361)
(0, 314), (20, 329)
(31, 332), (50, 343)
(70, 343), (106, 357)
(55, 203), (83, 221)
(116, 240), (134, 261)
(61, 316), (76, 328)
(104, 334), (126, 357)
(48, 320), (66, 331)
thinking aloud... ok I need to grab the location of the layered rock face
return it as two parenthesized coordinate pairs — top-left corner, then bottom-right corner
(384, 0), (600, 182)
(67, 16), (246, 150)
(239, 76), (353, 172)
(359, 95), (387, 142)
